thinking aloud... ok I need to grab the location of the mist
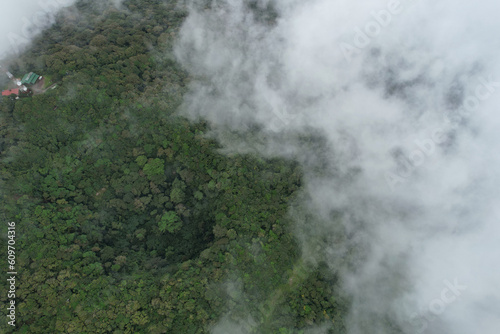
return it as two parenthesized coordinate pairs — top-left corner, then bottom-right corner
(0, 0), (80, 60)
(175, 0), (500, 333)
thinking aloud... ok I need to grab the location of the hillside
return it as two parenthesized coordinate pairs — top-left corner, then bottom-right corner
(0, 1), (347, 333)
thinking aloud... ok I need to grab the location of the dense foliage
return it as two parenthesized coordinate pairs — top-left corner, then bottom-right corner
(0, 0), (348, 333)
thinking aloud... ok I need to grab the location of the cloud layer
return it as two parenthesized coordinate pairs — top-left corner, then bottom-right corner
(175, 0), (500, 333)
(0, 0), (79, 59)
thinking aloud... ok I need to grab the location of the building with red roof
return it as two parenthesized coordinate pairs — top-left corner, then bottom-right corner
(1, 88), (20, 96)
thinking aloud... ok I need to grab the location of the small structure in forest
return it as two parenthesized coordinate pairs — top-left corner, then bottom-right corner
(2, 88), (20, 96)
(1, 67), (45, 98)
(21, 72), (41, 86)
(2, 86), (29, 98)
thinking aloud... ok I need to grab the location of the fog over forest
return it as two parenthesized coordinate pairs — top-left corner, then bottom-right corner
(175, 1), (500, 333)
(1, 0), (499, 333)
(0, 0), (78, 58)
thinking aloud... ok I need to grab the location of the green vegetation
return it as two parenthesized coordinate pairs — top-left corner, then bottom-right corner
(42, 74), (54, 89)
(0, 0), (348, 333)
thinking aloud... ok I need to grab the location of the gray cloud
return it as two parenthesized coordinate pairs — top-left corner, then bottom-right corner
(0, 0), (78, 59)
(175, 0), (500, 333)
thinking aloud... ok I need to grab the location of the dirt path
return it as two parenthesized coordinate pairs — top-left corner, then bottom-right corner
(32, 78), (58, 95)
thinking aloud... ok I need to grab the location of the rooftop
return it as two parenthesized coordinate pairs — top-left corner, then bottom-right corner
(21, 72), (40, 85)
(2, 88), (20, 96)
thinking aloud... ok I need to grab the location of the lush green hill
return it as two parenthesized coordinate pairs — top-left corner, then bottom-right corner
(0, 1), (347, 333)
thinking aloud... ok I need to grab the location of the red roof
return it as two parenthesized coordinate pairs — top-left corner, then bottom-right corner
(2, 88), (19, 96)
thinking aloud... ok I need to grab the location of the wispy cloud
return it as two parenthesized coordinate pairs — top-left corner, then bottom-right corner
(0, 0), (76, 58)
(175, 0), (500, 333)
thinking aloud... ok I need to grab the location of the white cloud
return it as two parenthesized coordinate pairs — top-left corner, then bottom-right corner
(0, 0), (76, 58)
(175, 0), (500, 333)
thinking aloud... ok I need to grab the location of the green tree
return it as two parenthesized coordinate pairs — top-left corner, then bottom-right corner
(136, 155), (147, 167)
(143, 158), (164, 178)
(158, 211), (182, 233)
(169, 178), (186, 204)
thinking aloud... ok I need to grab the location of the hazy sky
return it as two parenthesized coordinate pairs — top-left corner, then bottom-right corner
(176, 0), (500, 333)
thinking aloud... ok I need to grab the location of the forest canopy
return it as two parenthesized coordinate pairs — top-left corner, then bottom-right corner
(0, 0), (347, 333)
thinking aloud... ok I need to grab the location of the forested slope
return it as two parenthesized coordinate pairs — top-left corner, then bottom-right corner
(0, 1), (347, 333)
